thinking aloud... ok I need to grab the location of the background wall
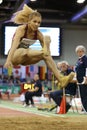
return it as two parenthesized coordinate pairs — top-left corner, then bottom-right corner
(58, 27), (87, 65)
(0, 25), (87, 66)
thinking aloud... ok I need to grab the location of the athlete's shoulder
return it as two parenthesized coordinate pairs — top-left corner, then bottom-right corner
(16, 24), (27, 31)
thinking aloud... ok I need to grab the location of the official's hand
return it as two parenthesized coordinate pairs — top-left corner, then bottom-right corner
(81, 77), (87, 85)
(84, 77), (87, 84)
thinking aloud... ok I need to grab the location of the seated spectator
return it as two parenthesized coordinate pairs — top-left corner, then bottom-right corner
(50, 61), (77, 113)
(24, 74), (43, 107)
(5, 79), (14, 99)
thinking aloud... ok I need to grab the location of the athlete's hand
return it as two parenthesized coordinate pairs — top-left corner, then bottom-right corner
(42, 48), (50, 56)
(4, 61), (12, 69)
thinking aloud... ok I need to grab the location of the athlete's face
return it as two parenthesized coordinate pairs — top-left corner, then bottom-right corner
(29, 16), (41, 31)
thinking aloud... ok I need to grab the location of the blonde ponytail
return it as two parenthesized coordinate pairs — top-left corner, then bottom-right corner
(12, 4), (35, 24)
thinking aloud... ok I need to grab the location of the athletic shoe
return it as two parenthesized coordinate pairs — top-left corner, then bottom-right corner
(23, 104), (29, 107)
(60, 72), (75, 88)
(79, 111), (87, 114)
(29, 104), (36, 108)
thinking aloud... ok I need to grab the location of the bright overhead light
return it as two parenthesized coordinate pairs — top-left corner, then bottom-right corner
(30, 0), (37, 1)
(71, 5), (87, 22)
(0, 0), (3, 4)
(77, 0), (85, 3)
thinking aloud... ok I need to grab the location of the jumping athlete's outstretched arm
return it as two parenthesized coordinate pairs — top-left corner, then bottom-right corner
(4, 25), (26, 68)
